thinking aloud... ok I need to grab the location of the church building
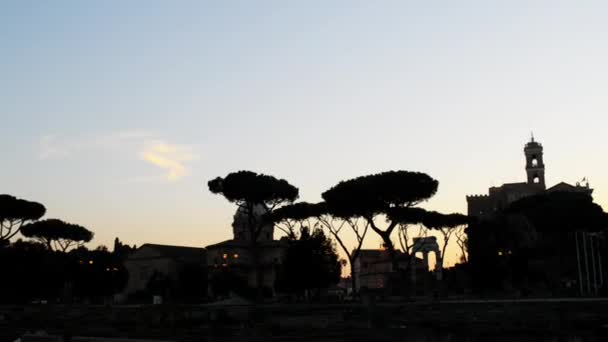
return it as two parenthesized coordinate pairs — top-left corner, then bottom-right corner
(205, 204), (288, 296)
(467, 136), (592, 219)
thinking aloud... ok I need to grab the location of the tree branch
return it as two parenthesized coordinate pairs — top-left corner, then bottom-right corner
(5, 220), (25, 241)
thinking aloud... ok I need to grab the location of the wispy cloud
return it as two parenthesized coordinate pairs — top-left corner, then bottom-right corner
(38, 129), (154, 160)
(38, 130), (199, 182)
(39, 134), (71, 159)
(139, 141), (198, 182)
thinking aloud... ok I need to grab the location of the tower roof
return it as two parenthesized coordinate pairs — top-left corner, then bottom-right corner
(525, 135), (542, 149)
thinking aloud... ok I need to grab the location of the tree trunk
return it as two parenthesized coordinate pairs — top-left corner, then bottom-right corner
(251, 241), (264, 302)
(349, 256), (358, 295)
(379, 233), (402, 296)
(381, 233), (399, 272)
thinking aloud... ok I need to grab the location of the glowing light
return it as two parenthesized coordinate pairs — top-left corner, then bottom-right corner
(233, 254), (239, 259)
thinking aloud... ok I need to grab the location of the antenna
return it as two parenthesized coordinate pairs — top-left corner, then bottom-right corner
(530, 131), (534, 142)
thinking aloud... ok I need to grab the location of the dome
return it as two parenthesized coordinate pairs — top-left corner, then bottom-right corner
(234, 203), (268, 219)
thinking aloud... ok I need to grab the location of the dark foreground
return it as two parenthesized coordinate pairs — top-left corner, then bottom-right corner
(3, 298), (608, 341)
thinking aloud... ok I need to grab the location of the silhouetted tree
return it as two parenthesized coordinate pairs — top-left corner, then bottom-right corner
(0, 239), (64, 303)
(270, 202), (320, 237)
(271, 201), (369, 294)
(454, 225), (468, 263)
(316, 203), (368, 296)
(0, 194), (46, 243)
(505, 191), (608, 295)
(322, 172), (437, 295)
(467, 214), (538, 294)
(0, 239), (131, 304)
(21, 219), (94, 252)
(467, 192), (608, 294)
(420, 211), (469, 274)
(397, 221), (428, 256)
(276, 226), (341, 298)
(507, 191), (608, 233)
(208, 170), (299, 298)
(68, 246), (128, 301)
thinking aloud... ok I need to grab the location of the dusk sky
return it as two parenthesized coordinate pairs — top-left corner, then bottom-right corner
(2, 1), (608, 266)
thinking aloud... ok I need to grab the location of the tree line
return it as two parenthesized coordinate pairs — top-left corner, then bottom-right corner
(1, 194), (93, 250)
(208, 170), (469, 296)
(208, 169), (608, 298)
(3, 167), (607, 302)
(0, 194), (131, 304)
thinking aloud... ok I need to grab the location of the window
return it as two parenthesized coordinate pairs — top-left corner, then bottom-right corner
(532, 158), (538, 167)
(533, 176), (540, 184)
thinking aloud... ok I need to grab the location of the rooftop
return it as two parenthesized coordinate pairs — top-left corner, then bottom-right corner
(137, 243), (206, 259)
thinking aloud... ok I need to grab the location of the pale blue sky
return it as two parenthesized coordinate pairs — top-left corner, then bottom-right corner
(2, 1), (608, 265)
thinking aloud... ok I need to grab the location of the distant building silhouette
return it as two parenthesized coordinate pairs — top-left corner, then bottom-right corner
(123, 244), (206, 297)
(205, 204), (287, 296)
(466, 136), (603, 296)
(121, 205), (288, 301)
(112, 237), (136, 258)
(467, 136), (592, 218)
(354, 249), (427, 292)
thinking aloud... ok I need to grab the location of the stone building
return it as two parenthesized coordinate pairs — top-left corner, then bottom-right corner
(354, 249), (428, 291)
(123, 204), (288, 300)
(123, 244), (206, 296)
(205, 204), (288, 295)
(467, 136), (592, 219)
(466, 136), (603, 296)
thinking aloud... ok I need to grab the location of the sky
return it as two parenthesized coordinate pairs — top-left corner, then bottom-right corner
(2, 1), (608, 268)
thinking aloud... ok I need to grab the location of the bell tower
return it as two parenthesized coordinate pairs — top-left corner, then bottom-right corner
(524, 134), (545, 189)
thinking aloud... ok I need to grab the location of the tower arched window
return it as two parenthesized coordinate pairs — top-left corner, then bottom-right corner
(533, 176), (540, 184)
(530, 154), (538, 167)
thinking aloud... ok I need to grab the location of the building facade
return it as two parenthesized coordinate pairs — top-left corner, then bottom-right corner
(466, 137), (602, 296)
(205, 204), (287, 296)
(467, 136), (591, 219)
(123, 244), (206, 296)
(353, 249), (429, 291)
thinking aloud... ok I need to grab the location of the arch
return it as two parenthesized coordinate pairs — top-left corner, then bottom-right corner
(411, 237), (443, 281)
(413, 249), (440, 270)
